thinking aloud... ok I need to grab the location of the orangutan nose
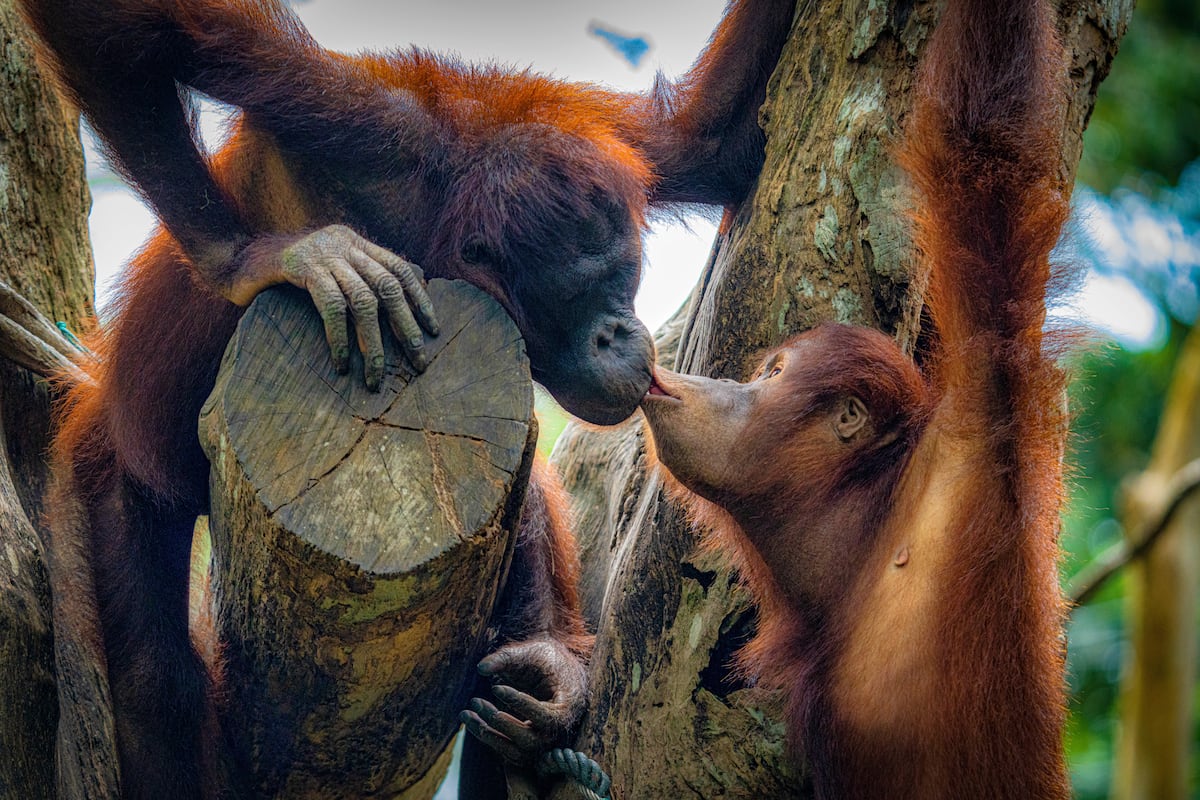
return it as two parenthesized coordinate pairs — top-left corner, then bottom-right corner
(595, 317), (633, 351)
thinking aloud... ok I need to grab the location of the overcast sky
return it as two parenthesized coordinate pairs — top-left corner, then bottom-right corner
(84, 0), (1163, 346)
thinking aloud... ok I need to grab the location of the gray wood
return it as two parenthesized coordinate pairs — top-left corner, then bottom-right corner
(201, 279), (535, 798)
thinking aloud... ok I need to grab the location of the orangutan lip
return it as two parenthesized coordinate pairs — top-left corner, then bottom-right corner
(645, 371), (678, 400)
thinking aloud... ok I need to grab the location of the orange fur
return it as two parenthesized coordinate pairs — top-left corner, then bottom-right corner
(528, 457), (594, 658)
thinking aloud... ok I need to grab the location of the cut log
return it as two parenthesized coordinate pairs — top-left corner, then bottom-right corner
(199, 280), (535, 798)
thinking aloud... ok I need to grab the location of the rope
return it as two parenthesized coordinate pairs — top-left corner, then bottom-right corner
(537, 748), (612, 800)
(56, 321), (87, 352)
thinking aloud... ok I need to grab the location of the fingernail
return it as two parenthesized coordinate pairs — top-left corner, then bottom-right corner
(423, 307), (440, 336)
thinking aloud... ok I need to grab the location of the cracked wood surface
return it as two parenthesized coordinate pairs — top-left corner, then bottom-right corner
(200, 279), (535, 798)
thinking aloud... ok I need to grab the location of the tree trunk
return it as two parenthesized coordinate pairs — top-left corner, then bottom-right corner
(551, 1), (1132, 797)
(1112, 324), (1200, 800)
(0, 0), (96, 796)
(200, 281), (536, 798)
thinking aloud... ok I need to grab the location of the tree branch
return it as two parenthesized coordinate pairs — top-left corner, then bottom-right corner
(1068, 458), (1200, 606)
(0, 279), (90, 386)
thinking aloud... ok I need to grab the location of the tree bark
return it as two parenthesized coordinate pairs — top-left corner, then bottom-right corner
(0, 0), (96, 796)
(552, 1), (1132, 797)
(1112, 324), (1200, 800)
(200, 281), (536, 798)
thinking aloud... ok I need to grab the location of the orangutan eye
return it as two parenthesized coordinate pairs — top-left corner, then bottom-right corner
(768, 365), (783, 378)
(460, 238), (492, 265)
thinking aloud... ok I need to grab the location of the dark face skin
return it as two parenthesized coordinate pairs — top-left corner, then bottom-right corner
(639, 368), (758, 503)
(349, 185), (655, 426)
(514, 207), (654, 426)
(364, 125), (658, 428)
(438, 172), (655, 426)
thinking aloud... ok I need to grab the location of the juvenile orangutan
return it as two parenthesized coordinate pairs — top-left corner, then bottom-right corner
(640, 0), (1073, 796)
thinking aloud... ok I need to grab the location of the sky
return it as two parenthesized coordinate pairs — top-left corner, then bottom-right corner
(84, 0), (1166, 347)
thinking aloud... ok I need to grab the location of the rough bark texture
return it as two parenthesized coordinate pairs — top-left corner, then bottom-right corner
(551, 1), (1132, 797)
(0, 0), (95, 796)
(0, 426), (58, 800)
(1112, 325), (1200, 800)
(0, 1), (93, 328)
(200, 280), (536, 798)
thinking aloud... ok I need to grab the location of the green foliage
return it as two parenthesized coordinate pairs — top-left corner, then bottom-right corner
(1061, 323), (1189, 798)
(1069, 17), (1200, 790)
(534, 388), (570, 458)
(1080, 0), (1200, 195)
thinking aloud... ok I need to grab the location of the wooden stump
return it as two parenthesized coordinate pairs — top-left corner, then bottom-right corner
(199, 280), (535, 798)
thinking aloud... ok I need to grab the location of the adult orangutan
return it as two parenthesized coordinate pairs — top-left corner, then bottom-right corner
(19, 0), (797, 796)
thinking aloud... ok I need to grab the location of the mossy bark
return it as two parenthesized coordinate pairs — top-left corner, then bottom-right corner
(0, 0), (95, 796)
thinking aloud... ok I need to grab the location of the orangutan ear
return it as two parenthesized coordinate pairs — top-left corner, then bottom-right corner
(833, 396), (869, 441)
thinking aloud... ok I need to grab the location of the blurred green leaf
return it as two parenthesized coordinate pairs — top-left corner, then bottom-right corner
(1080, 0), (1200, 195)
(1061, 323), (1190, 799)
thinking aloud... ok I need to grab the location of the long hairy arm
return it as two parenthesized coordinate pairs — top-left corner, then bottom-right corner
(899, 0), (1070, 386)
(20, 0), (439, 381)
(19, 0), (436, 285)
(20, 0), (247, 270)
(630, 0), (798, 207)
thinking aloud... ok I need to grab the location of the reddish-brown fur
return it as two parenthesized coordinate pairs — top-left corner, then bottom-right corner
(500, 458), (594, 659)
(640, 0), (1072, 797)
(20, 1), (797, 797)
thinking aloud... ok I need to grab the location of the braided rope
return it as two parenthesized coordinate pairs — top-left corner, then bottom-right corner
(537, 748), (612, 800)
